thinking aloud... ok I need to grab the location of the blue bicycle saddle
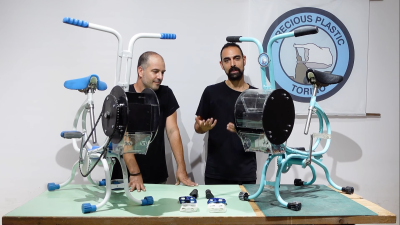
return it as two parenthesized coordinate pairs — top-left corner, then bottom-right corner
(64, 74), (107, 91)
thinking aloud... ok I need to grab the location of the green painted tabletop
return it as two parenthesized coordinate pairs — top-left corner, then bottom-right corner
(5, 184), (256, 217)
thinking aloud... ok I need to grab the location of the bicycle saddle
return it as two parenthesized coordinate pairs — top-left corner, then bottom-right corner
(64, 74), (107, 91)
(306, 69), (343, 87)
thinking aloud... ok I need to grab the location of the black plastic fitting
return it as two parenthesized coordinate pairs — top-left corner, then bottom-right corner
(205, 189), (214, 199)
(294, 178), (304, 186)
(239, 191), (249, 201)
(189, 189), (198, 199)
(342, 186), (354, 194)
(287, 201), (302, 211)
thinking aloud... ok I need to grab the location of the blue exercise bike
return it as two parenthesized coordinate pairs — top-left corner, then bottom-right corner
(229, 26), (354, 211)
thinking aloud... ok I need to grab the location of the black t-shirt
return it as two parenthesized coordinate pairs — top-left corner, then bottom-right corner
(196, 81), (257, 181)
(111, 84), (179, 183)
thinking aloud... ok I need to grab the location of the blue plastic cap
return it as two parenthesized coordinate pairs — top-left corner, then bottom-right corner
(63, 17), (89, 28)
(98, 179), (106, 186)
(160, 33), (176, 39)
(108, 142), (113, 150)
(82, 203), (97, 213)
(47, 183), (60, 191)
(207, 198), (226, 204)
(141, 196), (154, 206)
(90, 146), (100, 151)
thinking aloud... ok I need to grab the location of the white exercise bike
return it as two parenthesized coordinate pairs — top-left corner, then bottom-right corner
(47, 17), (176, 213)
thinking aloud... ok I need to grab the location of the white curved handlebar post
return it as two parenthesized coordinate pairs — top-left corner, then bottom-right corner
(95, 157), (112, 209)
(121, 33), (163, 91)
(88, 23), (123, 86)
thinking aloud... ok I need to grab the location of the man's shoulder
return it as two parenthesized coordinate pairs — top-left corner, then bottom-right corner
(248, 84), (258, 89)
(204, 81), (226, 91)
(157, 85), (173, 94)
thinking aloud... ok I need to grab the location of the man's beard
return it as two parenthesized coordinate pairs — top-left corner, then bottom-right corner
(227, 66), (244, 81)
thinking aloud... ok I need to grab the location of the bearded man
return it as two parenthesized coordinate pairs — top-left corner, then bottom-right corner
(194, 43), (257, 185)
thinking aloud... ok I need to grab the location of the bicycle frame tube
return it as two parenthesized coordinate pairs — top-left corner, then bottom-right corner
(72, 100), (92, 152)
(266, 31), (295, 90)
(87, 23), (123, 86)
(238, 37), (268, 90)
(286, 104), (331, 157)
(238, 32), (295, 91)
(124, 33), (165, 91)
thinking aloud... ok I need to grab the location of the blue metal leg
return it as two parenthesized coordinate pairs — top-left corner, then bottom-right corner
(310, 158), (354, 194)
(311, 159), (341, 189)
(303, 164), (316, 185)
(239, 155), (277, 201)
(275, 155), (302, 211)
(248, 156), (274, 200)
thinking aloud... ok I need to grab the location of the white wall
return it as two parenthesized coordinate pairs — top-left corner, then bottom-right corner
(0, 0), (398, 224)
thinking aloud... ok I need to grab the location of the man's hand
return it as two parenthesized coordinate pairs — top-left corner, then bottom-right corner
(128, 174), (146, 192)
(195, 116), (217, 133)
(227, 122), (236, 133)
(175, 168), (198, 187)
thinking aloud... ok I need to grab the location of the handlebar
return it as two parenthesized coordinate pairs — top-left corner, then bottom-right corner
(226, 36), (242, 42)
(160, 33), (176, 39)
(226, 26), (318, 91)
(63, 17), (176, 91)
(294, 26), (318, 37)
(63, 17), (89, 28)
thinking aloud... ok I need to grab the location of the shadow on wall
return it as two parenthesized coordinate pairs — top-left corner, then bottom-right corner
(190, 132), (208, 185)
(301, 131), (362, 190)
(55, 143), (86, 184)
(164, 109), (195, 184)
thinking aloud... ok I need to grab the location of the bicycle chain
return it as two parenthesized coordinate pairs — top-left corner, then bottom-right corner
(79, 102), (121, 178)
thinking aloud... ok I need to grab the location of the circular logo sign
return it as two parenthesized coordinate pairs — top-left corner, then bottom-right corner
(263, 7), (354, 102)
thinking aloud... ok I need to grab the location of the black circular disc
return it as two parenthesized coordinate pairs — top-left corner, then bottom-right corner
(102, 94), (117, 136)
(101, 86), (128, 144)
(262, 89), (295, 145)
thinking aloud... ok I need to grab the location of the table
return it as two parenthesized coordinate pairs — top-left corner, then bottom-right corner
(2, 184), (396, 225)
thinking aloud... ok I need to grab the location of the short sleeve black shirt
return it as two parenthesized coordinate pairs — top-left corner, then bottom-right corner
(196, 81), (257, 181)
(111, 84), (179, 183)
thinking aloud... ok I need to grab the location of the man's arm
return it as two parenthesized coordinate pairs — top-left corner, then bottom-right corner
(123, 146), (146, 192)
(166, 111), (197, 186)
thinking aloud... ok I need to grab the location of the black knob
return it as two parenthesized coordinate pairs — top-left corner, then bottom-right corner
(189, 189), (198, 199)
(205, 189), (214, 199)
(287, 201), (302, 211)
